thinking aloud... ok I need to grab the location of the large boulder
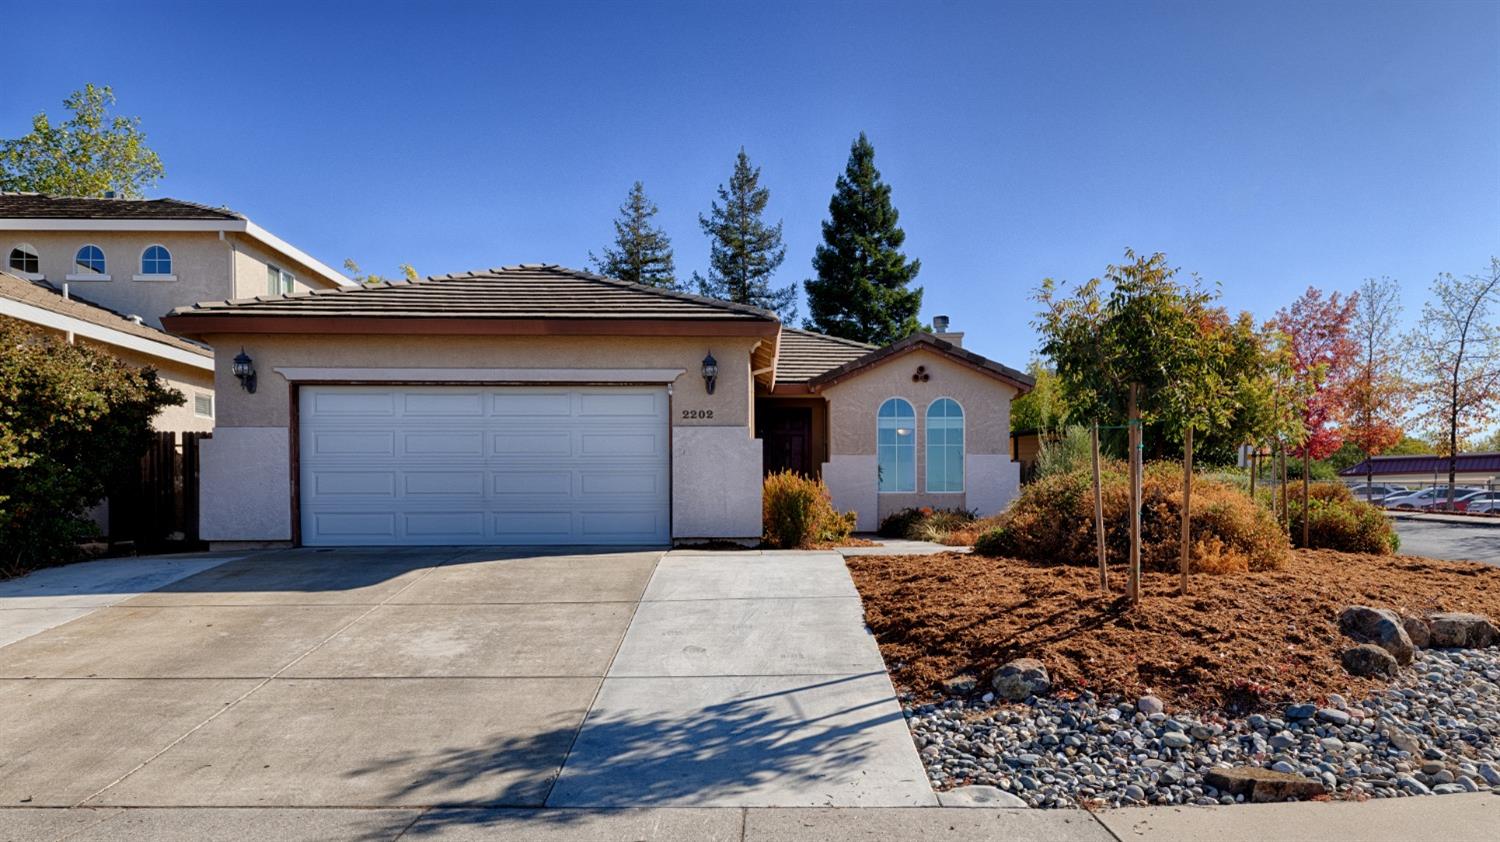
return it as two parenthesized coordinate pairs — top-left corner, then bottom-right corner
(1426, 612), (1499, 649)
(1342, 644), (1399, 678)
(1402, 615), (1431, 649)
(1339, 605), (1414, 665)
(1204, 766), (1327, 803)
(991, 658), (1051, 701)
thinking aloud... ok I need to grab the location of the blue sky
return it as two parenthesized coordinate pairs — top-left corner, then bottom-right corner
(4, 0), (1496, 367)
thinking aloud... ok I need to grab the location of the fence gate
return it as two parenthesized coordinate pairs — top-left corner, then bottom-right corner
(107, 431), (211, 550)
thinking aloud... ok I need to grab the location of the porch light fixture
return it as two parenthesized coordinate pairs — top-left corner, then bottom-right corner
(232, 348), (257, 394)
(701, 352), (719, 395)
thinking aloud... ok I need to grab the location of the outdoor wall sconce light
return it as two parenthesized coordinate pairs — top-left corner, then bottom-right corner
(232, 348), (257, 394)
(702, 352), (719, 395)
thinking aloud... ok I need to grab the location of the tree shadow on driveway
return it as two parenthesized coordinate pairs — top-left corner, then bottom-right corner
(354, 672), (908, 837)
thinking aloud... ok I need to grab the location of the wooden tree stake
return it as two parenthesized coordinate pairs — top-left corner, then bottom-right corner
(1092, 422), (1107, 593)
(1181, 425), (1192, 595)
(1302, 449), (1311, 548)
(1128, 384), (1142, 604)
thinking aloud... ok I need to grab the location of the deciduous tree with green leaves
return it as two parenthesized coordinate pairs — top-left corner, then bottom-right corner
(693, 149), (797, 320)
(1407, 258), (1500, 508)
(1010, 359), (1068, 433)
(590, 181), (677, 289)
(0, 317), (181, 574)
(803, 133), (922, 344)
(0, 84), (164, 198)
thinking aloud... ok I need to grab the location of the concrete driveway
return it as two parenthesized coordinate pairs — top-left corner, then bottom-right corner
(0, 546), (928, 815)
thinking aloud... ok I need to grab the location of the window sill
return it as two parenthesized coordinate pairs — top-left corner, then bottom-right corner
(12, 271), (44, 281)
(66, 273), (111, 282)
(133, 273), (177, 282)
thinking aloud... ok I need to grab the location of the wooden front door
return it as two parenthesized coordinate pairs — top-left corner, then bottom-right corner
(761, 406), (813, 476)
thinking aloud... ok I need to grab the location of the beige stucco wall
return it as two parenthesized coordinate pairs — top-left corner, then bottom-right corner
(4, 231), (232, 328)
(204, 332), (762, 429)
(3, 230), (343, 329)
(820, 347), (1020, 521)
(197, 330), (766, 544)
(228, 233), (337, 299)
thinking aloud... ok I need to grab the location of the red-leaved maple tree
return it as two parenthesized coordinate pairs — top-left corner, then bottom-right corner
(1274, 286), (1358, 461)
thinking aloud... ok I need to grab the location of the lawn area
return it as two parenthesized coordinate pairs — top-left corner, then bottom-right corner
(847, 549), (1500, 712)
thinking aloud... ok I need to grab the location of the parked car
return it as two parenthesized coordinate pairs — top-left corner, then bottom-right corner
(1348, 483), (1408, 503)
(1417, 488), (1492, 512)
(1461, 492), (1500, 514)
(1383, 487), (1486, 510)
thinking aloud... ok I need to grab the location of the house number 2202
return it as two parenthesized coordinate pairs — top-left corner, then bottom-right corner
(681, 409), (714, 420)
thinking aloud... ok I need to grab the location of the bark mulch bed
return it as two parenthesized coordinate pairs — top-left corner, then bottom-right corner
(846, 549), (1500, 713)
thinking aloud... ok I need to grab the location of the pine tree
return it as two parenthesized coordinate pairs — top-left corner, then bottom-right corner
(693, 149), (796, 320)
(803, 133), (922, 344)
(589, 181), (678, 289)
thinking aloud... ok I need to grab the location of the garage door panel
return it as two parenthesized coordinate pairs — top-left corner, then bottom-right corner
(402, 392), (484, 416)
(403, 431), (485, 456)
(301, 386), (669, 546)
(403, 471), (485, 496)
(491, 393), (572, 416)
(492, 431), (573, 456)
(493, 471), (572, 496)
(312, 391), (395, 416)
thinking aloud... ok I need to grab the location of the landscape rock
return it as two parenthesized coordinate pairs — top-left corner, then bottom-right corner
(1284, 703), (1317, 720)
(942, 674), (980, 695)
(1138, 695), (1165, 715)
(1402, 615), (1432, 649)
(937, 784), (1030, 808)
(1426, 612), (1499, 649)
(1342, 644), (1400, 678)
(1204, 766), (1328, 802)
(991, 658), (1051, 701)
(1339, 605), (1414, 665)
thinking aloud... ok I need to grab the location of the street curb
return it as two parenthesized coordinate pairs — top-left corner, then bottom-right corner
(1387, 512), (1500, 530)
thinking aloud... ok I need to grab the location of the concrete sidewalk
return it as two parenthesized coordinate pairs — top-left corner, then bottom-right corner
(5, 794), (1496, 841)
(546, 550), (934, 807)
(0, 552), (242, 648)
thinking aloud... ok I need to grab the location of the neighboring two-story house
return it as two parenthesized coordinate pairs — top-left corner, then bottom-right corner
(0, 193), (351, 433)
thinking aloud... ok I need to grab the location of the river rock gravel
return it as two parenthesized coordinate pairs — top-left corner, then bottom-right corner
(905, 648), (1500, 808)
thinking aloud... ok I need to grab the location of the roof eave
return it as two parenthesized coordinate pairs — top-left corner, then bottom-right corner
(160, 312), (781, 341)
(805, 334), (1035, 394)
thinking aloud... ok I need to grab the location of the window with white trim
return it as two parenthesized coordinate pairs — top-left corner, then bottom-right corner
(8, 243), (39, 274)
(925, 398), (964, 492)
(267, 263), (295, 295)
(877, 397), (916, 493)
(141, 244), (172, 275)
(194, 393), (214, 418)
(74, 244), (106, 275)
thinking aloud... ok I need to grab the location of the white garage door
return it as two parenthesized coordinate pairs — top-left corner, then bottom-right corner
(298, 385), (670, 546)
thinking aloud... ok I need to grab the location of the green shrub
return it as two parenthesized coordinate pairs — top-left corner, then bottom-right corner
(1289, 482), (1398, 554)
(762, 471), (854, 548)
(1035, 424), (1094, 479)
(975, 460), (1289, 573)
(0, 317), (181, 576)
(877, 507), (928, 538)
(876, 507), (977, 541)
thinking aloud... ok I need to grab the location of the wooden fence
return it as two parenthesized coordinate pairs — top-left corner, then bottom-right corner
(107, 431), (210, 550)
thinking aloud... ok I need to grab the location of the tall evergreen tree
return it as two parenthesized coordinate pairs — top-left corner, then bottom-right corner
(803, 133), (922, 344)
(589, 181), (677, 289)
(693, 149), (796, 320)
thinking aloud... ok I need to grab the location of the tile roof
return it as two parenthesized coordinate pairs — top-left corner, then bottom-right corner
(167, 264), (779, 322)
(0, 192), (242, 220)
(1338, 453), (1500, 476)
(775, 327), (879, 383)
(0, 270), (211, 357)
(804, 331), (1035, 393)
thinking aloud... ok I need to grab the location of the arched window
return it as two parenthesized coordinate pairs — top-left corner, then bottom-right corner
(74, 244), (106, 275)
(877, 398), (916, 493)
(8, 243), (39, 275)
(926, 398), (965, 492)
(141, 244), (173, 275)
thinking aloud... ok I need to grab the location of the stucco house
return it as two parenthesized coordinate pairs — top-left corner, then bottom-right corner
(1, 193), (351, 434)
(161, 264), (1033, 548)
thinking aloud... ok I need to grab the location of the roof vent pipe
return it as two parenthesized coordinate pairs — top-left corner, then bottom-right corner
(933, 315), (950, 333)
(128, 315), (144, 325)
